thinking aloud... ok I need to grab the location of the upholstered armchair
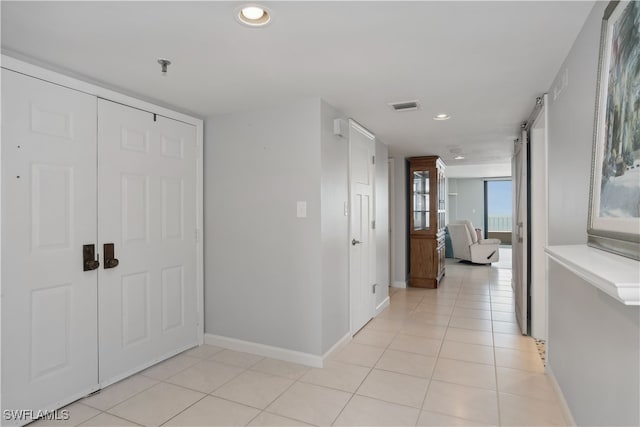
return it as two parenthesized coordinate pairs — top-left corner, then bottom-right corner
(447, 220), (501, 264)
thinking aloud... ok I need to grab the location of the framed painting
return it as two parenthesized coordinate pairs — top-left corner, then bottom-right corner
(588, 0), (640, 260)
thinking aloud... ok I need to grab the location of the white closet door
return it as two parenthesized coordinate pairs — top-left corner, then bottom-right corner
(97, 99), (198, 383)
(1, 70), (99, 422)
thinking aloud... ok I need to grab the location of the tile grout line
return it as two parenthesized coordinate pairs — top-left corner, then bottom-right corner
(153, 351), (255, 426)
(134, 351), (257, 426)
(330, 292), (414, 426)
(158, 393), (210, 427)
(92, 409), (144, 427)
(414, 272), (464, 426)
(243, 372), (308, 427)
(90, 353), (219, 421)
(83, 377), (157, 414)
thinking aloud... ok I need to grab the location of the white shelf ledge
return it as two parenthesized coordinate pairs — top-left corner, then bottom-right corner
(545, 245), (640, 306)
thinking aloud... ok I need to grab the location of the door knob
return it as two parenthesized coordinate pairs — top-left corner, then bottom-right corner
(83, 244), (100, 271)
(103, 243), (119, 269)
(352, 239), (362, 246)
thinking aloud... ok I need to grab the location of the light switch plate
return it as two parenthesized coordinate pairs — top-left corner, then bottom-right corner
(297, 201), (307, 218)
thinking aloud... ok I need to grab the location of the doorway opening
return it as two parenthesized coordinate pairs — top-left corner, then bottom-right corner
(484, 179), (513, 245)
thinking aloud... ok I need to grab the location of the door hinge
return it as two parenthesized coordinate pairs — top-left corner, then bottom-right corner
(372, 220), (376, 230)
(372, 155), (376, 164)
(372, 283), (377, 294)
(195, 228), (201, 242)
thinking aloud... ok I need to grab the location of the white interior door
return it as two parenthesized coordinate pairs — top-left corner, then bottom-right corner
(97, 100), (198, 383)
(1, 70), (99, 423)
(349, 122), (376, 334)
(512, 130), (529, 335)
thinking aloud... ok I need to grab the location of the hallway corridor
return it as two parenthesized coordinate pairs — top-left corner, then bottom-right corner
(34, 260), (568, 426)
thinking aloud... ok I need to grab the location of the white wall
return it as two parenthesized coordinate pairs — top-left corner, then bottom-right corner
(547, 4), (601, 246)
(390, 157), (407, 287)
(548, 259), (639, 426)
(319, 101), (350, 353)
(546, 2), (640, 425)
(375, 141), (390, 308)
(448, 178), (485, 231)
(204, 98), (323, 355)
(205, 98), (389, 358)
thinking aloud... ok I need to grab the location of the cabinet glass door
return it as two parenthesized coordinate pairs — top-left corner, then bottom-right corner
(413, 171), (429, 230)
(438, 170), (446, 230)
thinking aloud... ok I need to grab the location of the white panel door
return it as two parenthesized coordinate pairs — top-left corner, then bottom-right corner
(1, 70), (99, 423)
(512, 130), (528, 335)
(349, 122), (376, 334)
(97, 100), (198, 383)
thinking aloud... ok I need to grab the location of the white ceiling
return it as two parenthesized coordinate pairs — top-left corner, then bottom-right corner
(1, 1), (594, 167)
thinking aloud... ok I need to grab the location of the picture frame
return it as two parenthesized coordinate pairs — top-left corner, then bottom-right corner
(587, 0), (640, 260)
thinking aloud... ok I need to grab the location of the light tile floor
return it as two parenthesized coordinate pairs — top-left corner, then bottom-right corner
(33, 260), (568, 426)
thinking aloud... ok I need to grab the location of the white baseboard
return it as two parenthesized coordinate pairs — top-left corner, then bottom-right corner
(375, 296), (390, 316)
(392, 281), (407, 288)
(322, 332), (351, 363)
(546, 364), (576, 426)
(205, 334), (323, 368)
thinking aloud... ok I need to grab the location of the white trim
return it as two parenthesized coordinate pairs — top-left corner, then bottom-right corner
(1, 56), (202, 125)
(392, 281), (407, 288)
(375, 296), (390, 316)
(388, 158), (395, 287)
(322, 332), (351, 363)
(546, 364), (576, 426)
(204, 334), (323, 368)
(195, 117), (204, 345)
(545, 245), (640, 305)
(348, 119), (375, 140)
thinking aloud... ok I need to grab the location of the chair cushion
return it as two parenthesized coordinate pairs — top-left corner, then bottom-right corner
(461, 220), (478, 243)
(479, 238), (501, 245)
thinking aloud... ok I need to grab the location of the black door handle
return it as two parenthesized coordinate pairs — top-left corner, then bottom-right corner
(83, 244), (100, 271)
(104, 243), (119, 269)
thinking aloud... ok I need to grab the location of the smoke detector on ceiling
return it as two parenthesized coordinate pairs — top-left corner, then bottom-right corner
(388, 100), (420, 112)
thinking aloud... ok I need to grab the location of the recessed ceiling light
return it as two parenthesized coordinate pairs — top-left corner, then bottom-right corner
(433, 114), (451, 121)
(242, 6), (264, 20)
(454, 155), (465, 160)
(237, 4), (271, 27)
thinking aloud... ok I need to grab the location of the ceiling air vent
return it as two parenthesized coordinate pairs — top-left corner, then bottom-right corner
(388, 100), (420, 112)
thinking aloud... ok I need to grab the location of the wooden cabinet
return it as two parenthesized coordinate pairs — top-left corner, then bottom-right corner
(408, 156), (446, 288)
